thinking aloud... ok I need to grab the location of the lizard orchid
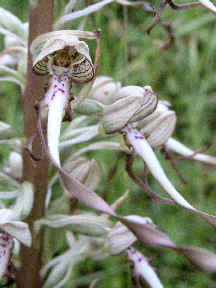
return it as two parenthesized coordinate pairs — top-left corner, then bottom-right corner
(30, 30), (97, 165)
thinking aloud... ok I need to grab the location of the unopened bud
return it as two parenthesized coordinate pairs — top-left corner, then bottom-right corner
(63, 157), (102, 194)
(101, 86), (157, 133)
(74, 99), (104, 116)
(115, 86), (157, 122)
(135, 100), (176, 148)
(104, 222), (137, 255)
(0, 138), (23, 153)
(4, 152), (22, 179)
(0, 53), (17, 67)
(80, 76), (121, 105)
(0, 121), (15, 139)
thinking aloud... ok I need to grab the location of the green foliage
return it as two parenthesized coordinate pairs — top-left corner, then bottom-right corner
(1, 1), (216, 287)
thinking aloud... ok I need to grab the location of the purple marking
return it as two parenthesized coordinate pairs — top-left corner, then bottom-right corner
(58, 88), (65, 93)
(135, 135), (144, 140)
(125, 125), (132, 133)
(51, 90), (57, 100)
(138, 257), (142, 262)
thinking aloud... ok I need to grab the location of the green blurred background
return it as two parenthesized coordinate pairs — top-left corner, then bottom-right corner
(1, 0), (216, 287)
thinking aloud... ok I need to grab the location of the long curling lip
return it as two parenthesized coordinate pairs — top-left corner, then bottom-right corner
(46, 73), (70, 166)
(122, 124), (216, 229)
(165, 137), (216, 165)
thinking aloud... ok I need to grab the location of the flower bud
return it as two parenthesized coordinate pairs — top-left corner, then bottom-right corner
(0, 53), (17, 67)
(4, 22), (28, 48)
(104, 221), (137, 255)
(0, 172), (19, 190)
(74, 99), (104, 116)
(0, 121), (15, 139)
(79, 76), (121, 105)
(4, 152), (22, 179)
(135, 100), (177, 148)
(101, 86), (157, 133)
(0, 138), (23, 153)
(63, 157), (102, 194)
(30, 30), (94, 83)
(115, 86), (158, 122)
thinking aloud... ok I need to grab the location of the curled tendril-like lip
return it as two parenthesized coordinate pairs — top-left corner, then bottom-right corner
(30, 30), (96, 84)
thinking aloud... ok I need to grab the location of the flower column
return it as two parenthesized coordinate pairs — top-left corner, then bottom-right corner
(17, 1), (53, 288)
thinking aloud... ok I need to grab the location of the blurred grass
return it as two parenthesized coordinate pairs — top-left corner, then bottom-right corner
(1, 0), (216, 287)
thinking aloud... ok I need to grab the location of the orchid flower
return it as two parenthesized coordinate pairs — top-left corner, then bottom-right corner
(30, 30), (97, 166)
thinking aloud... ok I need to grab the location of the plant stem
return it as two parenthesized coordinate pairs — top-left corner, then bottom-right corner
(16, 1), (53, 287)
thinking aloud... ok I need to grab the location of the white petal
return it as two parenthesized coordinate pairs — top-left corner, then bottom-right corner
(122, 126), (216, 227)
(166, 138), (216, 165)
(0, 190), (19, 199)
(0, 65), (25, 90)
(0, 7), (27, 44)
(0, 233), (13, 280)
(1, 221), (32, 247)
(59, 125), (99, 148)
(12, 181), (34, 219)
(71, 141), (129, 159)
(126, 247), (163, 288)
(199, 0), (216, 13)
(0, 209), (17, 224)
(34, 214), (111, 236)
(55, 0), (114, 28)
(47, 84), (68, 166)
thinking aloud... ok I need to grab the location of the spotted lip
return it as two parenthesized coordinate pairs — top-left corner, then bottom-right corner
(33, 53), (95, 84)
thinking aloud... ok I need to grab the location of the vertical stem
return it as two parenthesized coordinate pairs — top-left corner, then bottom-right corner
(16, 1), (53, 287)
(123, 5), (128, 84)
